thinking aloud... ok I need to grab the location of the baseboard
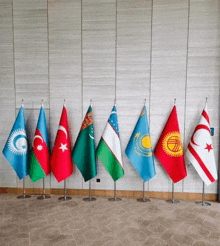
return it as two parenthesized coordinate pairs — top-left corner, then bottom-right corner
(0, 187), (217, 201)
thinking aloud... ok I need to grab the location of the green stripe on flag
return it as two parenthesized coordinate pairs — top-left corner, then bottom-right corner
(29, 151), (46, 182)
(97, 139), (124, 181)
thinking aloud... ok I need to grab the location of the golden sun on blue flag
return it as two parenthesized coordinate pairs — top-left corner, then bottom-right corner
(125, 106), (156, 182)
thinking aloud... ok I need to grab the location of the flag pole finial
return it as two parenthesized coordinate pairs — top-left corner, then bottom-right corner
(90, 99), (92, 107)
(174, 98), (176, 105)
(63, 99), (66, 107)
(114, 98), (116, 106)
(206, 97), (208, 103)
(144, 99), (146, 106)
(21, 99), (24, 107)
(41, 99), (44, 107)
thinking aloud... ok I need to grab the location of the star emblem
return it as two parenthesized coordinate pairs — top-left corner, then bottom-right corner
(59, 143), (68, 152)
(37, 145), (43, 151)
(205, 143), (213, 152)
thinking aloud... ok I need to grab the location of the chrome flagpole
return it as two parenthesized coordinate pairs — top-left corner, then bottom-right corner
(59, 179), (72, 201)
(196, 182), (211, 206)
(137, 181), (150, 202)
(109, 181), (122, 202)
(37, 177), (51, 200)
(166, 181), (179, 204)
(83, 180), (96, 201)
(17, 177), (31, 199)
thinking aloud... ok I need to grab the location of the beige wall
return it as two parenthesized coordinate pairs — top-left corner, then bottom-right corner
(0, 0), (219, 194)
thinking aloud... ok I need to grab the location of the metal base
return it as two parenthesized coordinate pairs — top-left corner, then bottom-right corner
(166, 199), (180, 204)
(108, 197), (122, 202)
(58, 196), (72, 201)
(137, 198), (150, 202)
(17, 195), (31, 199)
(83, 197), (96, 202)
(37, 195), (51, 200)
(196, 201), (211, 207)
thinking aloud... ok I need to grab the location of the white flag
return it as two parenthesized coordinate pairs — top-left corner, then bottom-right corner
(186, 103), (217, 185)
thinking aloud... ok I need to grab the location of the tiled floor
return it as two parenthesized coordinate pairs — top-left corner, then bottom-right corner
(0, 194), (220, 246)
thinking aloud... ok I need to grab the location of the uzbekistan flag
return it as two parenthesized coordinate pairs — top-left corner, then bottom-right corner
(29, 106), (50, 182)
(125, 106), (156, 182)
(186, 102), (217, 185)
(154, 105), (187, 183)
(96, 105), (124, 181)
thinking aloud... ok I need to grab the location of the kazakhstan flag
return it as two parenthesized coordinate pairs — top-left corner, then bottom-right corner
(125, 106), (156, 182)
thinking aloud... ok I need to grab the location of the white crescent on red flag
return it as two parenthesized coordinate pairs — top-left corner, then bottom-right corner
(186, 103), (217, 185)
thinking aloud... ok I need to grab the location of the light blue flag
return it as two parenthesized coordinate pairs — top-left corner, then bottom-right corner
(125, 106), (156, 182)
(2, 106), (28, 179)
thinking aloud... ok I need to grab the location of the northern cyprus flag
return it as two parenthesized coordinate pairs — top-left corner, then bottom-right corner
(96, 105), (124, 181)
(186, 102), (217, 185)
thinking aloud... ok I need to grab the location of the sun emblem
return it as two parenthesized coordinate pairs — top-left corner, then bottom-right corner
(134, 133), (153, 157)
(162, 132), (183, 157)
(7, 129), (28, 155)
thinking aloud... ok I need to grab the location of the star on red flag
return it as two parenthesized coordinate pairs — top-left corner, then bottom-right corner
(205, 143), (213, 152)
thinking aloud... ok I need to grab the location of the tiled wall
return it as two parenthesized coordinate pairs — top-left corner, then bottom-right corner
(0, 0), (219, 194)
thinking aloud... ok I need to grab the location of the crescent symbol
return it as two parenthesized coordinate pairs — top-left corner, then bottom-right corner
(13, 134), (27, 151)
(58, 125), (68, 139)
(191, 124), (211, 146)
(89, 134), (94, 139)
(33, 135), (44, 147)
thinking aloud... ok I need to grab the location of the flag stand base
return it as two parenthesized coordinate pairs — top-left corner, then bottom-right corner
(195, 201), (211, 207)
(166, 199), (180, 204)
(108, 197), (122, 202)
(37, 195), (51, 200)
(83, 197), (96, 201)
(17, 194), (31, 199)
(137, 198), (150, 202)
(58, 196), (72, 201)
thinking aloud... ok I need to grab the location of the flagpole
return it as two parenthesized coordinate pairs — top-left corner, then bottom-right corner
(196, 182), (211, 207)
(37, 100), (50, 200)
(58, 179), (72, 201)
(137, 181), (150, 202)
(108, 181), (122, 202)
(83, 180), (96, 201)
(17, 100), (31, 199)
(17, 176), (31, 199)
(166, 181), (179, 204)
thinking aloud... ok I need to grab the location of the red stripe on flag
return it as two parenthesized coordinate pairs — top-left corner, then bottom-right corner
(202, 110), (210, 124)
(188, 144), (215, 183)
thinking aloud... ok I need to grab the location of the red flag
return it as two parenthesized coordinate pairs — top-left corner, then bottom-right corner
(50, 105), (73, 182)
(154, 105), (187, 183)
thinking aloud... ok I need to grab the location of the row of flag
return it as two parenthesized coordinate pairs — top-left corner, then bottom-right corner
(2, 101), (217, 187)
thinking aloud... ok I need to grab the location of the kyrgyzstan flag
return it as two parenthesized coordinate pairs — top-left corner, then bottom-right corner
(186, 102), (217, 185)
(154, 105), (187, 183)
(50, 104), (73, 182)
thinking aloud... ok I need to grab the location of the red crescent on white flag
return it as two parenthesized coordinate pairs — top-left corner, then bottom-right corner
(191, 124), (211, 146)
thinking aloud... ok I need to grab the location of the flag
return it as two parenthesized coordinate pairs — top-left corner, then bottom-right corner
(154, 105), (187, 183)
(29, 106), (50, 182)
(72, 106), (97, 182)
(186, 103), (217, 185)
(96, 105), (124, 181)
(50, 105), (73, 182)
(2, 106), (28, 179)
(125, 106), (156, 182)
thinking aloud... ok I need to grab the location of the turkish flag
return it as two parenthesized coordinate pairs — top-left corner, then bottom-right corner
(50, 105), (73, 182)
(154, 105), (187, 183)
(186, 103), (217, 185)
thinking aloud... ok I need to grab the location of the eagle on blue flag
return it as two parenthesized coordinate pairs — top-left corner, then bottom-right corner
(2, 106), (29, 179)
(125, 106), (156, 182)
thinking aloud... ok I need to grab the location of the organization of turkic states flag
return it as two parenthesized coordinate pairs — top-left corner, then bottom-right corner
(72, 106), (97, 182)
(96, 105), (124, 181)
(186, 103), (217, 185)
(125, 106), (156, 182)
(2, 106), (28, 179)
(50, 105), (73, 182)
(29, 106), (50, 182)
(154, 105), (187, 183)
